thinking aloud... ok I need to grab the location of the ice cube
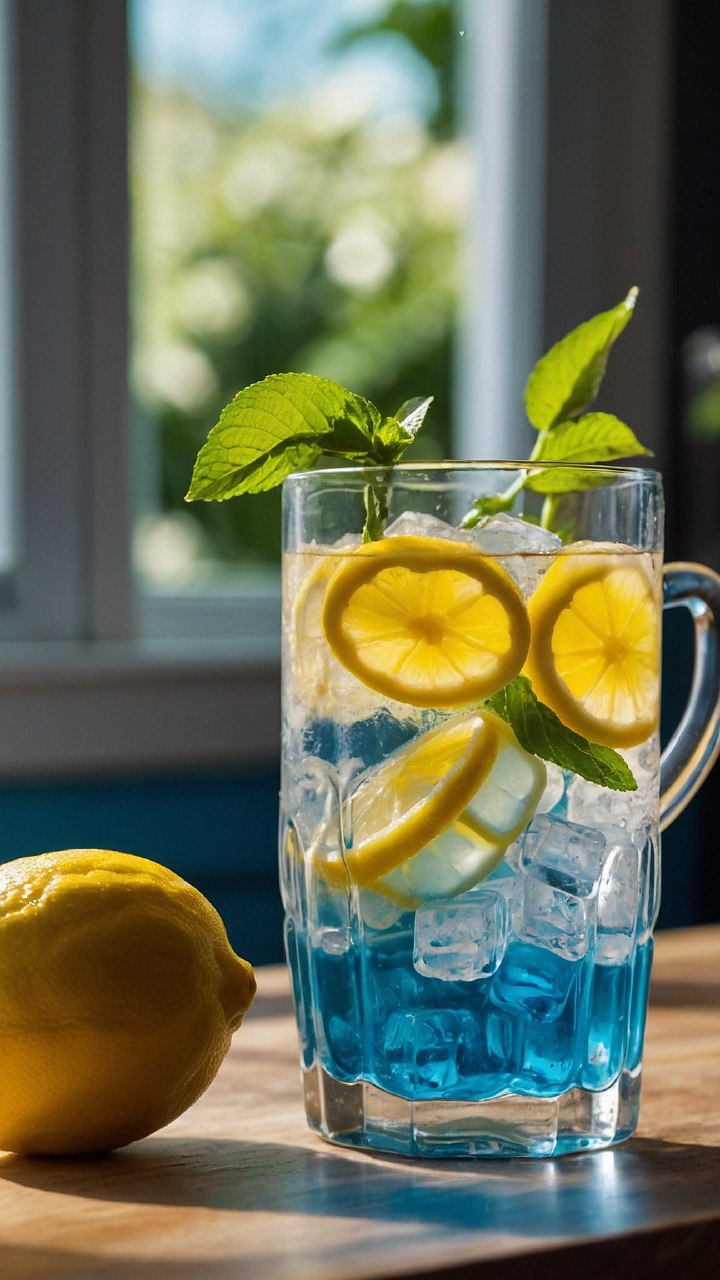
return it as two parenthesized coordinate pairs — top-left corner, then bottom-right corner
(384, 511), (477, 544)
(359, 888), (407, 932)
(484, 860), (525, 930)
(290, 755), (342, 849)
(365, 950), (421, 1019)
(624, 736), (661, 783)
(332, 533), (363, 551)
(413, 890), (508, 981)
(315, 927), (351, 956)
(596, 827), (640, 963)
(566, 737), (660, 837)
(535, 763), (568, 816)
(521, 813), (607, 898)
(470, 513), (562, 555)
(379, 1008), (483, 1093)
(489, 939), (577, 1023)
(503, 839), (523, 873)
(520, 875), (592, 960)
(470, 514), (561, 599)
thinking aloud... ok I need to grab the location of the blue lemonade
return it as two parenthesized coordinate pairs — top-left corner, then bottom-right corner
(281, 513), (662, 1157)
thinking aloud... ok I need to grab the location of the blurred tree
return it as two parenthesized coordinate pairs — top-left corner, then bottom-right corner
(130, 0), (465, 582)
(335, 0), (458, 138)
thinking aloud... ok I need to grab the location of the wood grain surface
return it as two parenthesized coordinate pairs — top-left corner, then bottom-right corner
(0, 926), (718, 1280)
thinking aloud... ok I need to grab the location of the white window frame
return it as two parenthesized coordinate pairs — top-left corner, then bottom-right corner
(0, 0), (672, 778)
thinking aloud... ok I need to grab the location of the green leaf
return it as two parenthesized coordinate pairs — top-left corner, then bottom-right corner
(372, 416), (415, 462)
(533, 413), (652, 466)
(524, 288), (638, 432)
(520, 409), (650, 494)
(186, 373), (380, 501)
(395, 395), (434, 438)
(487, 675), (638, 791)
(525, 413), (653, 494)
(371, 396), (434, 465)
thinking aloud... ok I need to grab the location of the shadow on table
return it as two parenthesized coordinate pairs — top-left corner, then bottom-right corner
(3, 1138), (720, 1280)
(1, 1135), (719, 1233)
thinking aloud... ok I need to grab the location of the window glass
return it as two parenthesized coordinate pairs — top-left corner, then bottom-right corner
(128, 0), (468, 590)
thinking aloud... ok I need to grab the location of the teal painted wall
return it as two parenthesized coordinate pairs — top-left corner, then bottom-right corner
(0, 769), (283, 967)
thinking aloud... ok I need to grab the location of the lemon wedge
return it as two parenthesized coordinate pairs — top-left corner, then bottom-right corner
(311, 710), (546, 906)
(321, 535), (531, 709)
(524, 546), (660, 748)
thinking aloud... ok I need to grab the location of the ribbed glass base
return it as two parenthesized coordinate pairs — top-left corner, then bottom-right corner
(303, 1062), (642, 1158)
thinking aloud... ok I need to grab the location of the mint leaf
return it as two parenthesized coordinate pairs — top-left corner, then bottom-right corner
(185, 374), (433, 548)
(186, 373), (380, 501)
(525, 413), (653, 494)
(532, 413), (651, 467)
(372, 416), (415, 462)
(525, 288), (638, 432)
(487, 675), (637, 791)
(395, 395), (434, 439)
(371, 396), (434, 464)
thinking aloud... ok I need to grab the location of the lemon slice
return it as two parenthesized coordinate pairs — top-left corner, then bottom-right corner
(524, 546), (660, 748)
(311, 710), (546, 906)
(321, 535), (531, 709)
(312, 712), (500, 889)
(288, 547), (416, 724)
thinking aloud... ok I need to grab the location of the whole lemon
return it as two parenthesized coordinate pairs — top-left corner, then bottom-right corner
(0, 849), (256, 1155)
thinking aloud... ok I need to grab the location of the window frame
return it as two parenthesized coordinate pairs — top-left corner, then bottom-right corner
(0, 0), (674, 778)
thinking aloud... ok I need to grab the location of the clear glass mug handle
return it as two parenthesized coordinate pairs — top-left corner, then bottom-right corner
(660, 562), (720, 830)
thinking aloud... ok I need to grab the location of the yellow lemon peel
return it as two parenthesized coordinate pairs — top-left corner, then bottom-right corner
(0, 849), (255, 1155)
(321, 535), (531, 709)
(524, 546), (660, 748)
(312, 710), (546, 905)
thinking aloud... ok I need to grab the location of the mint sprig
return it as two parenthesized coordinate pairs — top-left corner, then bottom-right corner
(186, 373), (432, 541)
(487, 676), (637, 792)
(462, 288), (652, 528)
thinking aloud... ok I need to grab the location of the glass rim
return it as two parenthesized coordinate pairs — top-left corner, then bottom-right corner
(284, 460), (662, 484)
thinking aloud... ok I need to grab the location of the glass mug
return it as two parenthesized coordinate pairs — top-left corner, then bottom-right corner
(279, 464), (720, 1158)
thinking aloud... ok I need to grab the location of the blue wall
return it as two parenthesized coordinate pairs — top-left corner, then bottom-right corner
(0, 769), (283, 967)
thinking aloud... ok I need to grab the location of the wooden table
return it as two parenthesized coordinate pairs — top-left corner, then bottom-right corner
(1, 926), (719, 1279)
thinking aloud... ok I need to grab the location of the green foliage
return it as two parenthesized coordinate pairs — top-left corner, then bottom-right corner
(487, 677), (638, 791)
(131, 2), (462, 578)
(187, 374), (378, 500)
(461, 289), (651, 528)
(335, 1), (458, 137)
(186, 373), (429, 550)
(526, 414), (652, 493)
(524, 288), (638, 432)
